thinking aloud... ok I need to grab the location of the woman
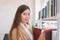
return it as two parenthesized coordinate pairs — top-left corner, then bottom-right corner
(8, 5), (34, 40)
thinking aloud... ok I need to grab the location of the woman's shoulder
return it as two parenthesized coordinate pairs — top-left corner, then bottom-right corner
(12, 28), (17, 33)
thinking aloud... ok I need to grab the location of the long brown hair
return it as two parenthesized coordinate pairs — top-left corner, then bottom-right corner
(9, 5), (30, 40)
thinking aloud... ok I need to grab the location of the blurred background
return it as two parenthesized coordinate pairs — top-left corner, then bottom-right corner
(0, 0), (60, 40)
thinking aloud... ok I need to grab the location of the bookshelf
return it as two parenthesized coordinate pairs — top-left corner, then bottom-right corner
(39, 0), (57, 21)
(38, 0), (57, 29)
(42, 16), (57, 21)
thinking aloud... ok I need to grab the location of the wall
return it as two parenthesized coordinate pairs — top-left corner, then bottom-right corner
(0, 0), (35, 40)
(35, 0), (41, 20)
(57, 0), (60, 40)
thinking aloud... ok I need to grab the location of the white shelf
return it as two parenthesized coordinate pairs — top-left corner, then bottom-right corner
(42, 16), (57, 21)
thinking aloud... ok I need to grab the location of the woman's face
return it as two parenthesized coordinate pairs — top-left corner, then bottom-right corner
(21, 9), (30, 24)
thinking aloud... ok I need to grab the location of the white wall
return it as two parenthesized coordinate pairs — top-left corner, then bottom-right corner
(57, 0), (60, 40)
(0, 0), (35, 40)
(35, 0), (41, 20)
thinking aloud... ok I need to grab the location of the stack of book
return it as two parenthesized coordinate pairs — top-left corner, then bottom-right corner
(39, 0), (57, 20)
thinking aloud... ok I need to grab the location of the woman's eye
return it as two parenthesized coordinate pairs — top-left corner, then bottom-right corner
(23, 13), (26, 15)
(23, 13), (30, 16)
(28, 13), (30, 16)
